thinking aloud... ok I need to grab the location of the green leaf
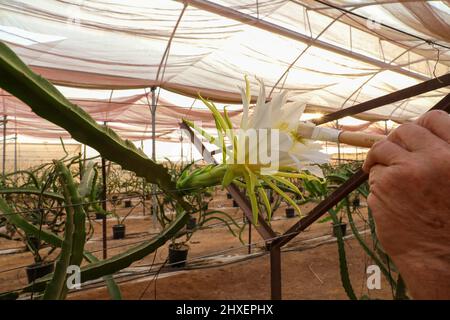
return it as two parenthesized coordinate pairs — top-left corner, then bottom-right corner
(198, 95), (229, 133)
(346, 203), (397, 290)
(271, 175), (302, 196)
(183, 119), (217, 146)
(0, 188), (64, 201)
(43, 161), (86, 300)
(257, 187), (272, 221)
(0, 199), (63, 247)
(329, 208), (357, 300)
(4, 170), (40, 188)
(0, 291), (19, 300)
(221, 167), (236, 187)
(242, 168), (259, 225)
(78, 161), (96, 198)
(21, 211), (189, 293)
(84, 252), (122, 300)
(261, 176), (302, 216)
(0, 42), (184, 207)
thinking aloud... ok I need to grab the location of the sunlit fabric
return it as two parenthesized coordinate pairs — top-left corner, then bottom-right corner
(0, 0), (449, 141)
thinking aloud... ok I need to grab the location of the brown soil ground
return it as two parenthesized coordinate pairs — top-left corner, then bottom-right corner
(0, 190), (395, 300)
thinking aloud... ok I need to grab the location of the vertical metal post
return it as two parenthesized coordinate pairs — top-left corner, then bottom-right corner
(141, 140), (146, 216)
(2, 115), (6, 177)
(270, 245), (282, 300)
(336, 120), (341, 165)
(248, 221), (252, 254)
(150, 87), (158, 218)
(83, 144), (87, 166)
(14, 132), (17, 172)
(180, 133), (184, 166)
(101, 123), (108, 259)
(78, 152), (83, 180)
(151, 87), (157, 161)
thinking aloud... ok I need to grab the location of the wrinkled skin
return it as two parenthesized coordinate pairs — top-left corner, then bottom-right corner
(363, 110), (450, 299)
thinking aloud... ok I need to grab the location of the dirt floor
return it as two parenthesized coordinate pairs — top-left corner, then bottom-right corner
(0, 190), (396, 300)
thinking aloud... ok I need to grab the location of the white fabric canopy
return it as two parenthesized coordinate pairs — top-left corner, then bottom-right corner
(0, 0), (449, 140)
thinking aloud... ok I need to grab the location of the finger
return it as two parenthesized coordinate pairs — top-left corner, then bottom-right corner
(387, 123), (443, 151)
(415, 110), (450, 144)
(368, 163), (386, 188)
(363, 139), (408, 173)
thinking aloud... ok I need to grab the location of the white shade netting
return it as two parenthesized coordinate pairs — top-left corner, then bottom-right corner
(0, 0), (449, 142)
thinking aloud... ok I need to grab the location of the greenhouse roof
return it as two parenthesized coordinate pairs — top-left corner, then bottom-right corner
(0, 0), (449, 140)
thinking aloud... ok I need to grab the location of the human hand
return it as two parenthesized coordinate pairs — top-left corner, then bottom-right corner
(363, 110), (450, 299)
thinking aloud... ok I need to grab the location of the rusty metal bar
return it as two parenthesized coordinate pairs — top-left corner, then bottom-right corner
(227, 183), (276, 240)
(430, 93), (450, 111)
(248, 217), (252, 254)
(270, 246), (282, 300)
(274, 93), (450, 249)
(314, 73), (450, 125)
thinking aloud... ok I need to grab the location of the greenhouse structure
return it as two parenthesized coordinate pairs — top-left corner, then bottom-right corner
(0, 0), (449, 303)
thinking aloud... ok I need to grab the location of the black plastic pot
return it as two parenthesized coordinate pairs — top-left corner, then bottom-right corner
(168, 244), (189, 268)
(232, 200), (239, 207)
(111, 195), (119, 205)
(352, 197), (361, 208)
(124, 200), (132, 208)
(112, 224), (126, 239)
(186, 217), (197, 231)
(332, 223), (348, 237)
(226, 193), (232, 199)
(26, 262), (54, 283)
(95, 213), (104, 220)
(285, 207), (296, 218)
(26, 236), (41, 252)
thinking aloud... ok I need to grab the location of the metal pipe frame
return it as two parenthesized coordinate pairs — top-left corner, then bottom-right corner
(2, 115), (6, 178)
(101, 146), (108, 260)
(314, 73), (450, 125)
(179, 0), (430, 82)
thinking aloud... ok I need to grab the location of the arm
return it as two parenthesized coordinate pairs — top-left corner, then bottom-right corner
(363, 110), (450, 300)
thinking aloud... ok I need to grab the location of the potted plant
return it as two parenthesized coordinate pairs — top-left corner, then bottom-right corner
(24, 235), (55, 283)
(124, 198), (132, 208)
(112, 223), (126, 239)
(111, 199), (139, 239)
(168, 241), (190, 268)
(111, 195), (119, 206)
(352, 195), (361, 209)
(95, 212), (105, 220)
(285, 207), (296, 218)
(186, 216), (197, 231)
(331, 204), (348, 238)
(332, 217), (347, 238)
